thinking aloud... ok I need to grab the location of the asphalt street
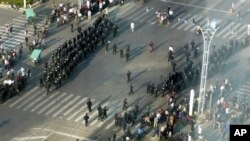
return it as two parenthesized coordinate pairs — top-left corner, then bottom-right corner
(0, 0), (250, 141)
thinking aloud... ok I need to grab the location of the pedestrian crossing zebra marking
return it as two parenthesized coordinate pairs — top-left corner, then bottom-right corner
(9, 86), (39, 108)
(16, 90), (45, 109)
(177, 14), (194, 30)
(217, 22), (235, 37)
(171, 13), (189, 28)
(45, 93), (74, 116)
(53, 95), (81, 118)
(223, 23), (241, 38)
(23, 91), (47, 111)
(37, 92), (67, 115)
(183, 15), (198, 31)
(63, 97), (88, 117)
(31, 92), (61, 112)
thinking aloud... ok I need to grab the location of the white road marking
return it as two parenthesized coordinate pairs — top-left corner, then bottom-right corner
(9, 86), (39, 108)
(37, 92), (67, 114)
(30, 92), (60, 112)
(63, 97), (88, 116)
(11, 136), (46, 141)
(44, 94), (74, 116)
(52, 95), (81, 117)
(223, 23), (242, 38)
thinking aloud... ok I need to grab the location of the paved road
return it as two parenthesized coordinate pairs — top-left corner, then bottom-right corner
(1, 0), (250, 141)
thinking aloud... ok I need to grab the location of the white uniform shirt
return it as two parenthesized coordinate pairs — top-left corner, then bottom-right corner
(131, 22), (135, 29)
(88, 10), (91, 17)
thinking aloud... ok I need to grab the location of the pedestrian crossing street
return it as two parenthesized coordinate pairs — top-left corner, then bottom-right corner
(115, 2), (248, 40)
(0, 15), (46, 50)
(5, 86), (124, 130)
(235, 81), (250, 104)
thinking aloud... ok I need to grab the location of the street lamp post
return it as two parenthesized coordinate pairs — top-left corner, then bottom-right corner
(197, 18), (218, 115)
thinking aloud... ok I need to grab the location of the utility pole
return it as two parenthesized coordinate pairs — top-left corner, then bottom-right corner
(198, 18), (218, 115)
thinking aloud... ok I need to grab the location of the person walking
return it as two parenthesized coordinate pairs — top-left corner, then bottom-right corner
(112, 43), (117, 54)
(129, 83), (134, 95)
(130, 22), (135, 32)
(87, 98), (92, 112)
(127, 70), (131, 83)
(97, 104), (103, 121)
(120, 48), (124, 58)
(123, 98), (128, 110)
(88, 10), (92, 20)
(83, 113), (89, 126)
(19, 44), (23, 58)
(102, 106), (108, 119)
(71, 23), (74, 32)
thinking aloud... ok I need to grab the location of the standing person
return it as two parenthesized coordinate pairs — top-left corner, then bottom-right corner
(112, 43), (117, 54)
(97, 104), (103, 121)
(123, 98), (128, 110)
(46, 82), (50, 95)
(33, 23), (37, 35)
(130, 22), (135, 32)
(125, 51), (129, 62)
(171, 60), (176, 72)
(71, 23), (74, 32)
(87, 98), (92, 112)
(120, 48), (124, 58)
(40, 78), (44, 87)
(129, 83), (134, 95)
(88, 10), (92, 20)
(191, 39), (195, 50)
(127, 70), (131, 83)
(83, 113), (89, 126)
(19, 44), (23, 58)
(103, 106), (108, 119)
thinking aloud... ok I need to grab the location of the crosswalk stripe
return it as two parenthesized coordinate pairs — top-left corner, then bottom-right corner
(45, 93), (74, 116)
(130, 7), (153, 23)
(139, 10), (155, 24)
(53, 95), (81, 118)
(37, 92), (67, 114)
(105, 120), (115, 130)
(236, 25), (247, 40)
(237, 32), (247, 41)
(171, 13), (190, 28)
(31, 92), (61, 112)
(190, 18), (207, 32)
(63, 97), (88, 116)
(9, 86), (39, 108)
(13, 18), (27, 23)
(16, 91), (41, 109)
(183, 15), (198, 31)
(223, 23), (241, 38)
(23, 90), (47, 111)
(67, 99), (97, 120)
(177, 14), (194, 30)
(131, 123), (141, 133)
(75, 101), (101, 122)
(135, 8), (155, 23)
(118, 2), (137, 17)
(216, 22), (235, 37)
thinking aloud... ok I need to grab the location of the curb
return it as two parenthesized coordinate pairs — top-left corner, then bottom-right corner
(0, 1), (40, 13)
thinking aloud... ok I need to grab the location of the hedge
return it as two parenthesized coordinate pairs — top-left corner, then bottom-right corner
(0, 0), (34, 7)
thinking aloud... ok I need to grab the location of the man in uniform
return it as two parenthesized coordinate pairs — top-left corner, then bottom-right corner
(123, 98), (128, 110)
(83, 113), (89, 126)
(112, 43), (117, 54)
(129, 83), (134, 95)
(87, 98), (92, 112)
(127, 70), (131, 83)
(98, 104), (103, 121)
(120, 48), (124, 58)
